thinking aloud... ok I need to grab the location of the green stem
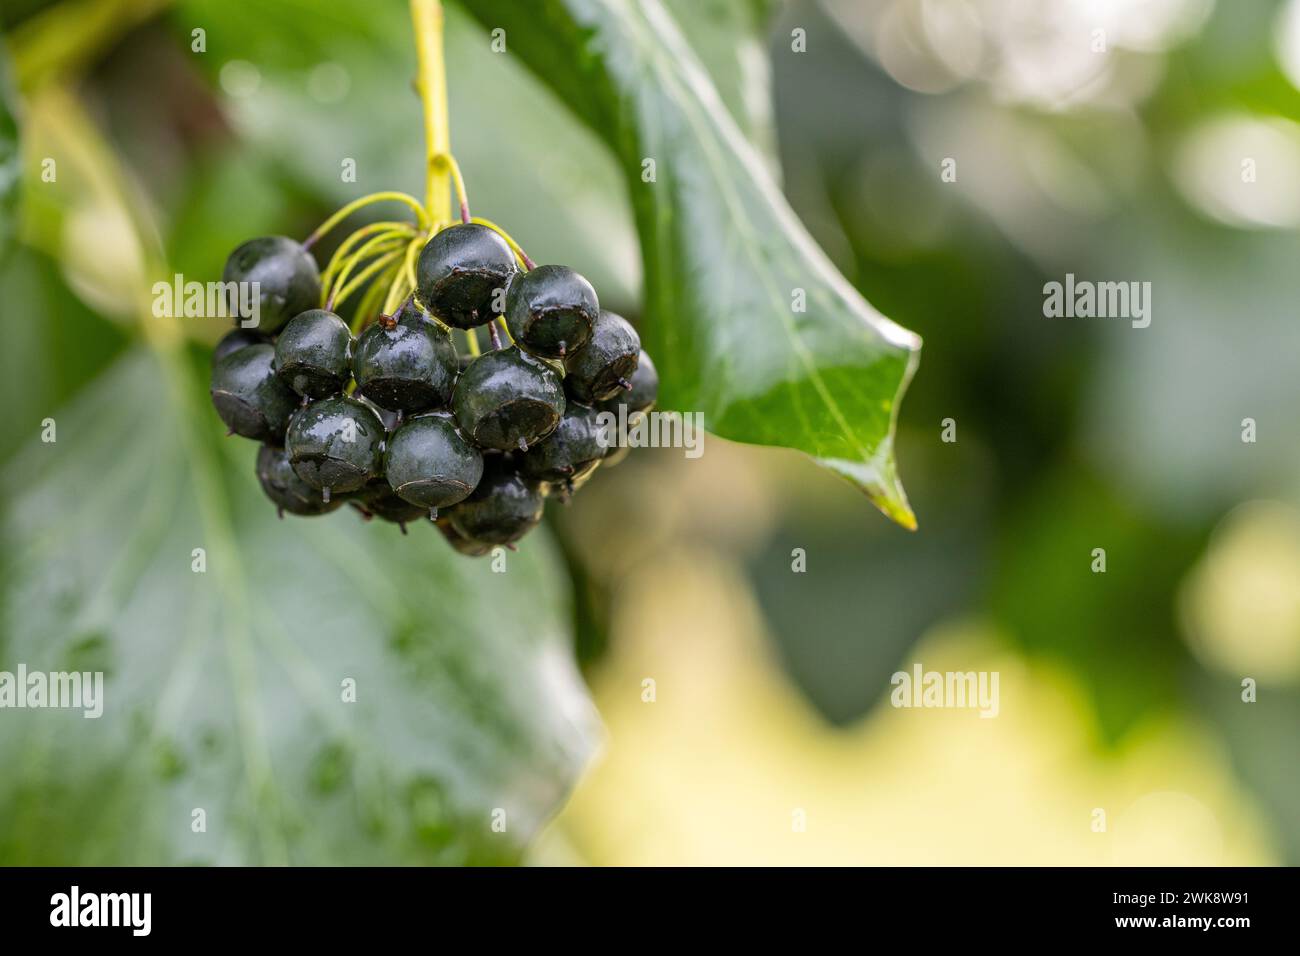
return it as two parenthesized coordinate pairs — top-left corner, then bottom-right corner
(411, 0), (452, 224)
(303, 192), (427, 249)
(470, 216), (534, 270)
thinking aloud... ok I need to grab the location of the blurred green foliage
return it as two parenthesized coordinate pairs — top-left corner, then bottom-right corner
(752, 0), (1299, 858)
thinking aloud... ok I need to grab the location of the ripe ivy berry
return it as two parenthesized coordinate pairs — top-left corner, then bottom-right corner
(385, 411), (485, 516)
(207, 12), (663, 551)
(520, 402), (606, 485)
(351, 476), (428, 531)
(453, 345), (565, 452)
(448, 461), (545, 545)
(596, 348), (658, 418)
(595, 349), (658, 468)
(212, 328), (267, 367)
(285, 394), (385, 499)
(504, 264), (598, 358)
(435, 515), (494, 557)
(222, 236), (320, 334)
(353, 308), (458, 413)
(274, 309), (354, 399)
(210, 343), (299, 443)
(256, 444), (341, 517)
(356, 393), (401, 433)
(565, 310), (640, 403)
(416, 223), (518, 329)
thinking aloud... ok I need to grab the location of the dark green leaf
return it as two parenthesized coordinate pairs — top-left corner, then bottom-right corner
(0, 346), (598, 864)
(460, 0), (922, 525)
(0, 247), (127, 462)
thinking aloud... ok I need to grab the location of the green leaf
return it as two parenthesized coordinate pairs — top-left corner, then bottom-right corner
(459, 0), (921, 526)
(0, 346), (599, 865)
(0, 247), (127, 462)
(660, 0), (776, 157)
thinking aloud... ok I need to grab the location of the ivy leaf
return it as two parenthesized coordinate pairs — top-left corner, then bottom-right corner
(460, 0), (922, 526)
(660, 0), (777, 157)
(0, 347), (599, 864)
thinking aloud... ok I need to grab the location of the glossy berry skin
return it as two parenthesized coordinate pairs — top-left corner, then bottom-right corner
(453, 346), (565, 452)
(448, 462), (545, 545)
(210, 343), (298, 443)
(351, 476), (427, 528)
(274, 309), (353, 398)
(435, 516), (494, 557)
(596, 348), (658, 419)
(595, 349), (657, 469)
(352, 309), (458, 412)
(385, 412), (484, 512)
(353, 397), (395, 436)
(520, 402), (606, 483)
(212, 328), (267, 367)
(565, 310), (641, 403)
(504, 264), (598, 358)
(285, 394), (385, 496)
(416, 223), (518, 329)
(222, 236), (320, 334)
(256, 444), (340, 516)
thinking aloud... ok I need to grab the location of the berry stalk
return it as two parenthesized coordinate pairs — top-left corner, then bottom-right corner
(303, 193), (428, 250)
(411, 0), (453, 226)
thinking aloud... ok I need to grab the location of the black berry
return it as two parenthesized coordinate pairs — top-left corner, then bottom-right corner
(274, 309), (353, 398)
(385, 411), (484, 514)
(596, 348), (658, 418)
(356, 393), (401, 432)
(210, 343), (298, 443)
(415, 223), (518, 329)
(504, 264), (598, 358)
(351, 476), (428, 530)
(285, 394), (385, 498)
(352, 308), (458, 412)
(256, 444), (340, 516)
(212, 328), (267, 367)
(448, 461), (545, 545)
(435, 516), (494, 557)
(565, 310), (640, 403)
(520, 402), (606, 484)
(221, 236), (320, 334)
(453, 346), (565, 451)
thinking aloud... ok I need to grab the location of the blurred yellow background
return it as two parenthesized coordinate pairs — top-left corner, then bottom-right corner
(537, 443), (1286, 865)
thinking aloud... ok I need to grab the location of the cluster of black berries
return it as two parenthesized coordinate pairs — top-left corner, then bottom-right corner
(209, 224), (658, 553)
